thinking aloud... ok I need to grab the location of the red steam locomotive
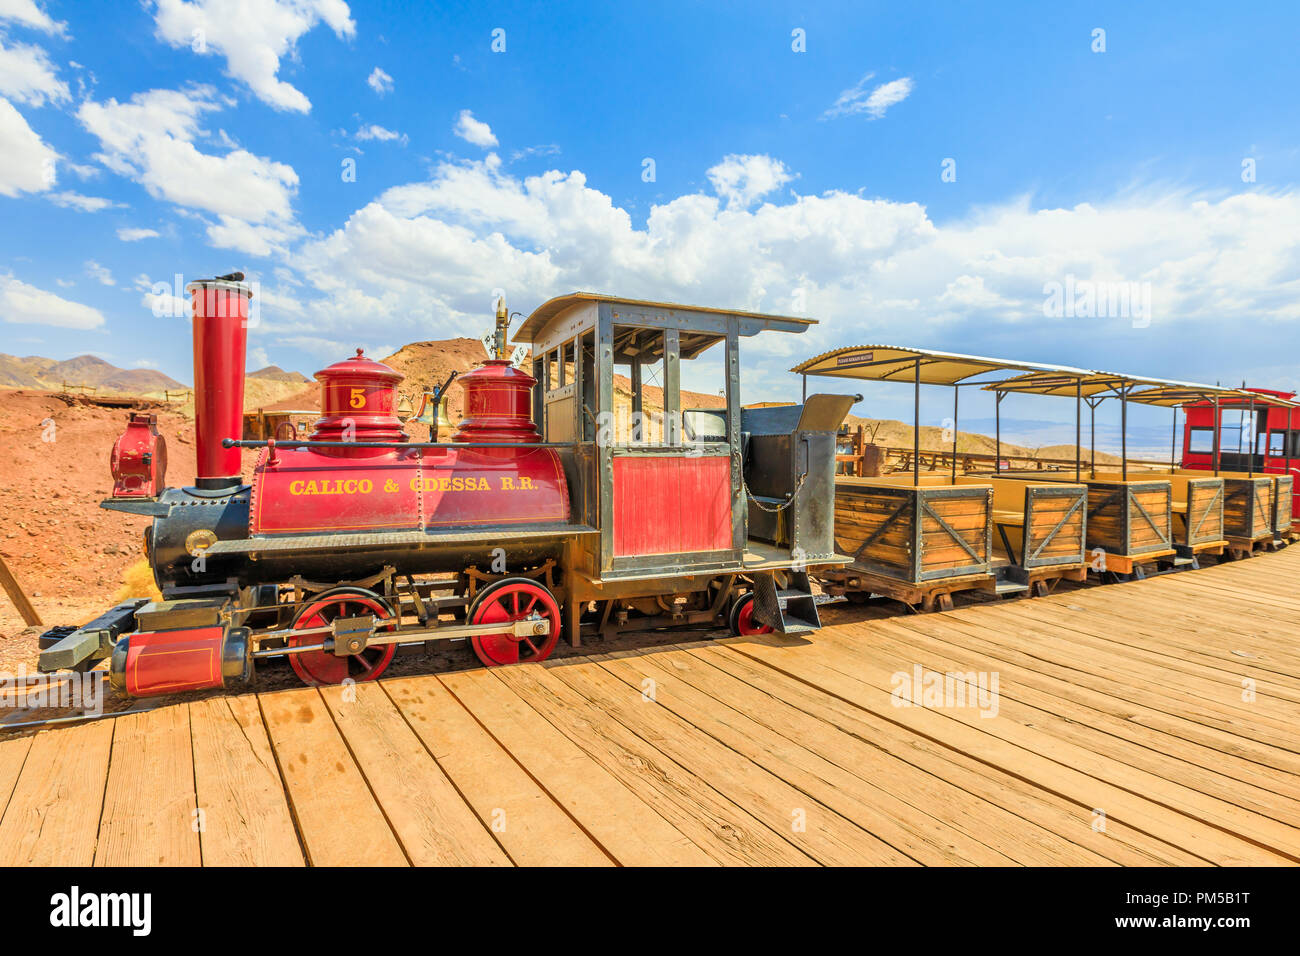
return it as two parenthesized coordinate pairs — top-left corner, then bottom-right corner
(40, 276), (851, 696)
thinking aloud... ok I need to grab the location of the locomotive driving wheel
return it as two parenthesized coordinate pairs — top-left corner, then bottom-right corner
(728, 592), (774, 636)
(287, 587), (396, 685)
(466, 577), (562, 666)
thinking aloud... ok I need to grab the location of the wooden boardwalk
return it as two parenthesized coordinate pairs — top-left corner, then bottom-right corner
(2, 548), (1299, 866)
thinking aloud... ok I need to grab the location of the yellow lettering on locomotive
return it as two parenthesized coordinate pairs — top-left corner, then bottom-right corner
(288, 477), (375, 496)
(501, 476), (515, 490)
(519, 476), (534, 490)
(451, 476), (464, 491)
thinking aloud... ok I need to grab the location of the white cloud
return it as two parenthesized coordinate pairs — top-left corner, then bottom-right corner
(0, 36), (68, 106)
(706, 154), (794, 210)
(287, 153), (1300, 399)
(453, 109), (497, 148)
(824, 73), (914, 120)
(0, 0), (66, 35)
(85, 259), (115, 285)
(117, 227), (161, 241)
(367, 66), (392, 95)
(135, 272), (189, 317)
(133, 358), (159, 368)
(0, 95), (56, 195)
(2, 274), (105, 328)
(151, 0), (356, 113)
(77, 86), (302, 255)
(355, 123), (406, 144)
(48, 190), (120, 211)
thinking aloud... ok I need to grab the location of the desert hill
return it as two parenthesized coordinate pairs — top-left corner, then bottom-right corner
(248, 365), (310, 384)
(0, 352), (185, 395)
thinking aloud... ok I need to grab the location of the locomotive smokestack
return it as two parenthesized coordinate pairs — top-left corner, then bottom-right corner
(185, 274), (253, 490)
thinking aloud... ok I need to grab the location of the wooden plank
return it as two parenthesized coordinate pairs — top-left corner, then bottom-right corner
(439, 668), (715, 866)
(258, 687), (407, 866)
(496, 663), (813, 865)
(547, 658), (917, 865)
(726, 635), (1292, 864)
(319, 681), (510, 866)
(696, 644), (1203, 865)
(384, 676), (611, 867)
(95, 706), (200, 866)
(597, 648), (1023, 865)
(0, 734), (33, 822)
(0, 721), (113, 866)
(898, 612), (1300, 778)
(859, 621), (1300, 821)
(190, 695), (305, 866)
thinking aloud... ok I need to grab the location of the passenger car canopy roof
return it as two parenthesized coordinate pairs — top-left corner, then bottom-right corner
(982, 369), (1169, 398)
(790, 345), (1089, 386)
(1124, 383), (1296, 408)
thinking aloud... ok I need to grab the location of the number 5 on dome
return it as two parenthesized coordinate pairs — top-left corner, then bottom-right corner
(350, 387), (366, 409)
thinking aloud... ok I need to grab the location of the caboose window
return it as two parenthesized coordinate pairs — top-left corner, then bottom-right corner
(1187, 427), (1214, 454)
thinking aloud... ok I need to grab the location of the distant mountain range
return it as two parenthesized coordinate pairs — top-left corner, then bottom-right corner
(0, 353), (309, 397)
(0, 353), (185, 395)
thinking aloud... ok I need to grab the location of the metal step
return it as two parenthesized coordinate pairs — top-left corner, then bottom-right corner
(752, 571), (822, 634)
(994, 580), (1029, 596)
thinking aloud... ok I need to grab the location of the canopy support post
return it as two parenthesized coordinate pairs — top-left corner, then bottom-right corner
(913, 357), (920, 487)
(1089, 398), (1098, 478)
(801, 373), (806, 402)
(1121, 386), (1129, 481)
(1248, 393), (1256, 477)
(1075, 381), (1082, 482)
(951, 385), (959, 482)
(995, 391), (1003, 476)
(1171, 405), (1177, 474)
(1213, 394), (1221, 475)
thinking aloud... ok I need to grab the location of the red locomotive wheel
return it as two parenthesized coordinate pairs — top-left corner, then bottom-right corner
(288, 587), (396, 685)
(467, 578), (562, 666)
(728, 593), (774, 636)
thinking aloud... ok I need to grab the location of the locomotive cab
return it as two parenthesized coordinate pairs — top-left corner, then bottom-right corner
(515, 293), (854, 639)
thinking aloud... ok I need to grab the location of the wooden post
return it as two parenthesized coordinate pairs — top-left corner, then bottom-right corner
(0, 555), (42, 627)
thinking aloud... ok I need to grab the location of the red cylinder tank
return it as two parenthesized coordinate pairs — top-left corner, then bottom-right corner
(187, 277), (252, 488)
(312, 349), (407, 452)
(454, 359), (540, 448)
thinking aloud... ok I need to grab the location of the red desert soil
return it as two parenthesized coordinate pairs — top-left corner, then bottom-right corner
(0, 389), (259, 668)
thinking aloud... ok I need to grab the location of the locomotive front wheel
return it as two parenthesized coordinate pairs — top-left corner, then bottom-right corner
(467, 577), (562, 667)
(728, 592), (774, 636)
(288, 587), (397, 685)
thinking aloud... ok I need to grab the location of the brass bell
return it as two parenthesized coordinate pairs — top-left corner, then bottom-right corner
(396, 393), (414, 419)
(413, 390), (454, 440)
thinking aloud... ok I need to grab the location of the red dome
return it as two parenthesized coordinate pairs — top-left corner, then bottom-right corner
(311, 348), (407, 450)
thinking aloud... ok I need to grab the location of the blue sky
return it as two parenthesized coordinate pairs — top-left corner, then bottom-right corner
(2, 0), (1299, 452)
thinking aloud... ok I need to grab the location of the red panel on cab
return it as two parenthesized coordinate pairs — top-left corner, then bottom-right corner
(612, 455), (731, 556)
